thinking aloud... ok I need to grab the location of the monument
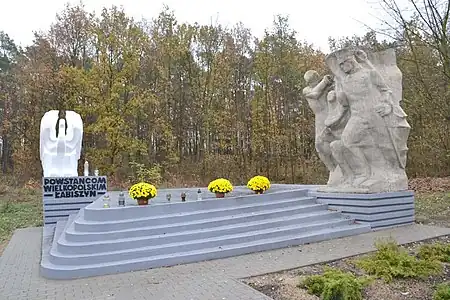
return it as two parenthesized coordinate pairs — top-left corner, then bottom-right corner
(304, 48), (415, 229)
(39, 110), (107, 226)
(36, 51), (413, 279)
(40, 110), (83, 177)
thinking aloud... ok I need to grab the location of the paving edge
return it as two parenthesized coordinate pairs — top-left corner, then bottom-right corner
(229, 278), (275, 300)
(237, 226), (450, 280)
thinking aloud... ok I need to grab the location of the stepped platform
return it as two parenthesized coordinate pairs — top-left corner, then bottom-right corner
(40, 185), (373, 279)
(314, 191), (416, 230)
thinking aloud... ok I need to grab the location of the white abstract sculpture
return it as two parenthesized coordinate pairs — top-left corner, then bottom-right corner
(40, 110), (83, 177)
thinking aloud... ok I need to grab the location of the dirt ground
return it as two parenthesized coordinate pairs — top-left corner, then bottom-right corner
(243, 177), (450, 299)
(244, 236), (450, 300)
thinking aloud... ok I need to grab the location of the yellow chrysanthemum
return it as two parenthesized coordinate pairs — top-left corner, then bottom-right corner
(208, 178), (233, 194)
(128, 182), (157, 200)
(247, 176), (271, 192)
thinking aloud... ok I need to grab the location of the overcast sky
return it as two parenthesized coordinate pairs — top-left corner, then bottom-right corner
(1, 0), (387, 53)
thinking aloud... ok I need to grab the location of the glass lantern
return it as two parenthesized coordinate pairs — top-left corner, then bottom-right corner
(118, 192), (125, 207)
(102, 194), (110, 208)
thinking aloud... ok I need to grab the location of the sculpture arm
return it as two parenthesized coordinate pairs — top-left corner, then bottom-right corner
(304, 90), (321, 100)
(371, 70), (394, 110)
(40, 128), (58, 160)
(355, 49), (394, 106)
(63, 112), (83, 159)
(355, 50), (376, 71)
(313, 76), (333, 95)
(303, 76), (332, 99)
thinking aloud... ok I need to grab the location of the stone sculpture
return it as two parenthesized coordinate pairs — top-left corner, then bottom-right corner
(40, 110), (83, 177)
(303, 48), (410, 193)
(303, 71), (336, 175)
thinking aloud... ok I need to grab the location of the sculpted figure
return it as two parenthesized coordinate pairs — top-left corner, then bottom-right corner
(353, 49), (410, 170)
(40, 110), (83, 177)
(302, 70), (335, 173)
(319, 48), (410, 193)
(323, 90), (351, 185)
(324, 90), (350, 135)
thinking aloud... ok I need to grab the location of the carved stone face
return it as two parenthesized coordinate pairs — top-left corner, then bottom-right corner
(339, 57), (357, 74)
(340, 59), (353, 73)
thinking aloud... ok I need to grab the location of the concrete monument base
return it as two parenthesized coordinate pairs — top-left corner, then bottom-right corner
(313, 190), (415, 230)
(40, 185), (371, 280)
(42, 176), (108, 226)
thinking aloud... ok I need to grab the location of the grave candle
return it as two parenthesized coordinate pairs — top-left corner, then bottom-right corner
(84, 161), (89, 176)
(118, 192), (125, 207)
(102, 194), (110, 208)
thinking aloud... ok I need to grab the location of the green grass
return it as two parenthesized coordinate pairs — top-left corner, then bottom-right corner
(0, 185), (42, 247)
(415, 192), (450, 226)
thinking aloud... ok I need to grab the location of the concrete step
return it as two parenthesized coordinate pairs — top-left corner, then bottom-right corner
(65, 206), (336, 242)
(49, 218), (356, 265)
(73, 201), (325, 232)
(50, 220), (67, 255)
(41, 223), (371, 280)
(358, 215), (415, 230)
(347, 209), (413, 222)
(82, 194), (314, 222)
(57, 211), (344, 254)
(83, 189), (310, 221)
(40, 219), (68, 271)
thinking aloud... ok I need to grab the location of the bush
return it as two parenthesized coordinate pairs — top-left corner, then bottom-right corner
(433, 283), (450, 300)
(355, 240), (443, 282)
(299, 267), (372, 300)
(418, 242), (450, 263)
(129, 162), (163, 186)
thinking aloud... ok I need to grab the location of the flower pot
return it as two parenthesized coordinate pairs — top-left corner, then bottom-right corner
(215, 192), (225, 198)
(255, 190), (264, 194)
(137, 198), (149, 205)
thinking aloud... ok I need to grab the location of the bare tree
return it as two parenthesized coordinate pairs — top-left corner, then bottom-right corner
(376, 0), (450, 80)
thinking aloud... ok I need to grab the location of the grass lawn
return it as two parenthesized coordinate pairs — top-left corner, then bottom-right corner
(0, 185), (448, 255)
(415, 192), (450, 228)
(0, 186), (42, 254)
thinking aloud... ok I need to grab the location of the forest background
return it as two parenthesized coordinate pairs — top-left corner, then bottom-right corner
(0, 0), (449, 188)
